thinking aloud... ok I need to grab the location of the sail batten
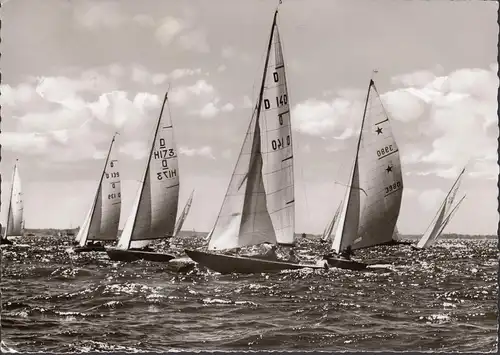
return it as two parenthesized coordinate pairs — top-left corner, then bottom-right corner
(117, 92), (180, 250)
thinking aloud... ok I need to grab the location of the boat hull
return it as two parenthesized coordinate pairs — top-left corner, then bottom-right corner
(184, 249), (324, 275)
(74, 245), (106, 253)
(106, 247), (175, 263)
(324, 257), (368, 271)
(0, 238), (13, 245)
(166, 257), (197, 273)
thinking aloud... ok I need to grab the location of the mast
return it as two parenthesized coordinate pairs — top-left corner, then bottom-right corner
(127, 90), (170, 249)
(81, 134), (118, 245)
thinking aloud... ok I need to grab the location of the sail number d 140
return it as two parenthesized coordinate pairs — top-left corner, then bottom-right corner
(271, 135), (291, 151)
(264, 95), (288, 110)
(385, 181), (401, 194)
(377, 145), (394, 157)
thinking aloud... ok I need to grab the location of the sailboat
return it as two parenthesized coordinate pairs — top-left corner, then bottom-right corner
(172, 190), (194, 238)
(106, 90), (181, 263)
(184, 8), (324, 275)
(73, 134), (122, 253)
(414, 168), (466, 249)
(320, 201), (342, 243)
(1, 160), (24, 245)
(323, 76), (405, 271)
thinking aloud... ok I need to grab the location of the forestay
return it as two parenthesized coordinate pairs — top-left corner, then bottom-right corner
(117, 92), (180, 250)
(332, 79), (404, 252)
(207, 9), (294, 251)
(78, 135), (121, 247)
(4, 161), (24, 238)
(173, 190), (195, 237)
(416, 169), (465, 249)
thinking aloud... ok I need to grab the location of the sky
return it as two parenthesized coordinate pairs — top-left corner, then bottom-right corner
(1, 0), (498, 235)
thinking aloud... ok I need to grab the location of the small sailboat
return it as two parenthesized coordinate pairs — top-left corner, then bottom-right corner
(323, 76), (404, 271)
(172, 189), (194, 238)
(1, 160), (24, 246)
(320, 201), (342, 243)
(414, 168), (466, 249)
(73, 134), (122, 253)
(185, 8), (324, 275)
(106, 90), (181, 263)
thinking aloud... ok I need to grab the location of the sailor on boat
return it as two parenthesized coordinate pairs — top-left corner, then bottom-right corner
(340, 245), (354, 260)
(287, 249), (298, 263)
(261, 243), (280, 261)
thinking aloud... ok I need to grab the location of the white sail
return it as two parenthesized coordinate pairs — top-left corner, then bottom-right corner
(432, 194), (466, 242)
(260, 19), (295, 246)
(117, 92), (180, 250)
(78, 135), (121, 247)
(4, 161), (24, 238)
(321, 201), (342, 243)
(207, 10), (293, 251)
(173, 189), (195, 237)
(392, 225), (401, 241)
(332, 79), (403, 252)
(416, 169), (465, 249)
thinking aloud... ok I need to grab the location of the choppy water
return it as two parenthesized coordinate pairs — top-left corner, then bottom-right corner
(1, 234), (498, 352)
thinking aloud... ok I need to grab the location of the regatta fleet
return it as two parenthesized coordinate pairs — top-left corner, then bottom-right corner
(1, 7), (469, 274)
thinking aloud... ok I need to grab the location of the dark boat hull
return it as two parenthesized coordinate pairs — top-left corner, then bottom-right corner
(0, 238), (13, 245)
(106, 247), (175, 263)
(324, 257), (368, 271)
(184, 249), (324, 275)
(74, 245), (106, 253)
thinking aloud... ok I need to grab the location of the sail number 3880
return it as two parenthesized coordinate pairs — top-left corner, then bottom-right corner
(385, 181), (401, 194)
(271, 135), (291, 151)
(377, 144), (394, 157)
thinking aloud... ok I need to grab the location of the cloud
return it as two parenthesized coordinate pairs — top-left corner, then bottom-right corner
(217, 65), (227, 73)
(221, 103), (235, 112)
(418, 189), (446, 212)
(178, 29), (210, 53)
(179, 146), (216, 160)
(221, 46), (236, 59)
(72, 1), (127, 30)
(242, 95), (253, 108)
(292, 65), (497, 180)
(0, 83), (38, 107)
(154, 16), (185, 46)
(169, 79), (215, 106)
(119, 140), (149, 160)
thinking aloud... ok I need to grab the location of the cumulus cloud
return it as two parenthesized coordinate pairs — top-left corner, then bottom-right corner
(169, 79), (215, 106)
(155, 16), (185, 46)
(178, 29), (210, 53)
(179, 146), (216, 159)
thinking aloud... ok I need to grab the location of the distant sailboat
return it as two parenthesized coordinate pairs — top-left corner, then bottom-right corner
(106, 90), (181, 263)
(323, 76), (404, 270)
(73, 134), (122, 253)
(172, 189), (195, 238)
(320, 201), (342, 243)
(414, 168), (466, 249)
(1, 160), (24, 245)
(185, 8), (324, 274)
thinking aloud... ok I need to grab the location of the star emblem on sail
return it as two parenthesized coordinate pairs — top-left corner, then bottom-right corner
(329, 78), (404, 255)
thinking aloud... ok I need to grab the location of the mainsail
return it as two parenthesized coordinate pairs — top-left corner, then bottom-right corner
(321, 201), (342, 243)
(207, 9), (295, 251)
(77, 135), (122, 247)
(332, 78), (404, 253)
(116, 91), (180, 250)
(433, 194), (466, 240)
(173, 190), (195, 237)
(415, 168), (465, 249)
(3, 160), (24, 239)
